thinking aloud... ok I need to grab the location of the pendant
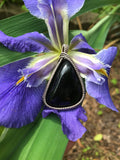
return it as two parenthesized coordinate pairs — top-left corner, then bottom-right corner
(43, 44), (85, 110)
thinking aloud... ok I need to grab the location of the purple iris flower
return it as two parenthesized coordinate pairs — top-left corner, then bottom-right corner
(0, 0), (118, 141)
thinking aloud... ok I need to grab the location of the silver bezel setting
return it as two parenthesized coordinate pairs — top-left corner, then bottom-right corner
(43, 45), (86, 110)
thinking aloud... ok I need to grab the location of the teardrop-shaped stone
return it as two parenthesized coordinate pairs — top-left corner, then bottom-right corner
(45, 58), (84, 109)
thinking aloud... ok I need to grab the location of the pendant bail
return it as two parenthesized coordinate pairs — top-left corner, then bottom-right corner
(62, 44), (69, 53)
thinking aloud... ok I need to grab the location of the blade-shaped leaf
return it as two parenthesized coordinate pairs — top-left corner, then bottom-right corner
(0, 46), (36, 66)
(0, 127), (4, 136)
(0, 115), (68, 160)
(70, 5), (120, 49)
(73, 0), (120, 18)
(0, 12), (47, 36)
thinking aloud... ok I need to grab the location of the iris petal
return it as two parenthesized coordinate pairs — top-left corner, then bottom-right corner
(42, 106), (87, 141)
(23, 0), (85, 19)
(21, 53), (58, 87)
(66, 0), (85, 18)
(0, 58), (46, 128)
(86, 79), (118, 112)
(96, 47), (117, 74)
(70, 33), (96, 54)
(0, 31), (52, 53)
(71, 52), (107, 84)
(23, 0), (41, 18)
(24, 0), (85, 49)
(86, 47), (118, 112)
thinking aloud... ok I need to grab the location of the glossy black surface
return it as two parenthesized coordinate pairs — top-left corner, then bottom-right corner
(46, 59), (83, 108)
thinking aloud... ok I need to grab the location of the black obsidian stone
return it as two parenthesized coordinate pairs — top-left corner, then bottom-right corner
(46, 59), (83, 108)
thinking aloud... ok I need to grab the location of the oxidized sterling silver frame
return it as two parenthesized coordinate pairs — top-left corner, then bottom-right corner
(43, 44), (86, 110)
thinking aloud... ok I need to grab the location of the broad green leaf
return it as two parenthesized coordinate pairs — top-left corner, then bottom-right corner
(0, 46), (37, 66)
(0, 12), (47, 36)
(73, 0), (120, 18)
(70, 6), (120, 49)
(0, 115), (68, 160)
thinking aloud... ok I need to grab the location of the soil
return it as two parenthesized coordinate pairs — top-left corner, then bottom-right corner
(0, 2), (120, 160)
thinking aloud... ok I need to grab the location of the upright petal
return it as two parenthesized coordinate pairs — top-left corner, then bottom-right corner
(23, 0), (41, 18)
(66, 0), (85, 18)
(70, 33), (96, 54)
(42, 106), (87, 141)
(0, 58), (46, 128)
(0, 31), (52, 53)
(24, 0), (85, 48)
(23, 0), (85, 19)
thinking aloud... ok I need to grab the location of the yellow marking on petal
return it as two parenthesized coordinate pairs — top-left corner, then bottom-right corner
(16, 74), (32, 86)
(16, 56), (59, 86)
(16, 76), (25, 85)
(96, 69), (108, 78)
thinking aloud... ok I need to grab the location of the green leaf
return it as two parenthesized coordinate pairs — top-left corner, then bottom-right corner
(0, 115), (68, 160)
(115, 88), (119, 94)
(0, 12), (47, 36)
(70, 5), (120, 49)
(0, 46), (36, 67)
(118, 122), (120, 128)
(111, 78), (118, 85)
(82, 146), (91, 153)
(73, 0), (120, 18)
(97, 110), (103, 116)
(0, 126), (4, 136)
(99, 105), (105, 109)
(94, 134), (103, 141)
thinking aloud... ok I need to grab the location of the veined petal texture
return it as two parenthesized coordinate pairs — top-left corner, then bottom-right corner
(0, 58), (46, 128)
(22, 52), (59, 87)
(42, 106), (87, 141)
(0, 31), (53, 53)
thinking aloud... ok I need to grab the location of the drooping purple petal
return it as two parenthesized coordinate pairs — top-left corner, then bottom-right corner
(0, 31), (52, 53)
(0, 58), (46, 128)
(86, 47), (118, 112)
(42, 106), (87, 141)
(86, 79), (118, 112)
(70, 33), (96, 54)
(0, 57), (32, 94)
